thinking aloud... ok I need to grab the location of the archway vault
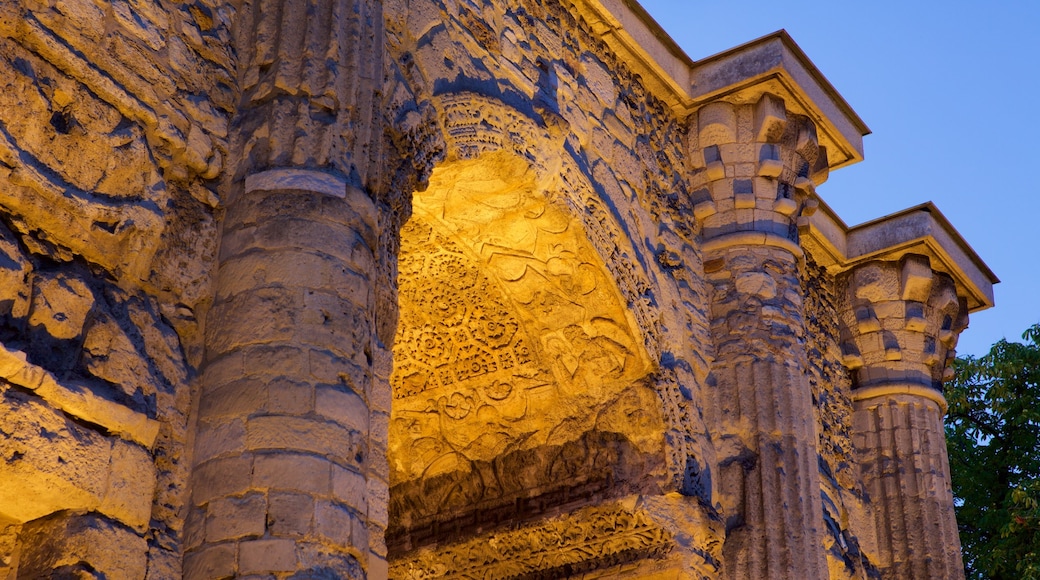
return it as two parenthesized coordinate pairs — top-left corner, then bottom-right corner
(388, 149), (668, 553)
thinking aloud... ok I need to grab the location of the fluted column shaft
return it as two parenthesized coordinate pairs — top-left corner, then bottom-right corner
(690, 94), (829, 580)
(706, 245), (827, 580)
(852, 394), (963, 578)
(839, 256), (967, 579)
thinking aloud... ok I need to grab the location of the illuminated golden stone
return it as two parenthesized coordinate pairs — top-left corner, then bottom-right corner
(0, 0), (996, 578)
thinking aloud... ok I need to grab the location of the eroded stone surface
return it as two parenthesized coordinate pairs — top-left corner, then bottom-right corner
(17, 512), (148, 580)
(0, 0), (230, 575)
(0, 0), (986, 577)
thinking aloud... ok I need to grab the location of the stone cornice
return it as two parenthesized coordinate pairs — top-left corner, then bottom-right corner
(0, 343), (160, 448)
(571, 0), (695, 112)
(572, 2), (868, 169)
(803, 199), (998, 312)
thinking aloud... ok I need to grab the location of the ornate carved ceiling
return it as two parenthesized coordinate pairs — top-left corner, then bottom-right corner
(389, 151), (665, 549)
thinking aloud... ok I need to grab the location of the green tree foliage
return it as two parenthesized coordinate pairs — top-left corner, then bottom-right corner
(946, 324), (1040, 579)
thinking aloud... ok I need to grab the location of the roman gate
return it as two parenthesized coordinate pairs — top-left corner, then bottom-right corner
(0, 0), (996, 578)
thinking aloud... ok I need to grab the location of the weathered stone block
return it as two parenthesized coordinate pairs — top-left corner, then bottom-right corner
(218, 225), (260, 262)
(703, 160), (725, 181)
(0, 221), (31, 322)
(796, 120), (820, 164)
(205, 492), (266, 543)
(246, 415), (361, 468)
(239, 538), (297, 574)
(734, 272), (777, 300)
(368, 522), (387, 559)
(206, 287), (301, 356)
(309, 349), (363, 386)
(183, 542), (236, 580)
(27, 272), (94, 340)
(183, 506), (206, 552)
(852, 263), (897, 303)
(295, 294), (372, 364)
(100, 439), (156, 531)
(773, 196), (798, 216)
(370, 411), (389, 448)
(192, 456), (254, 506)
(216, 249), (370, 304)
(0, 387), (111, 523)
(900, 254), (933, 302)
(81, 315), (154, 404)
(193, 418), (247, 465)
(226, 190), (375, 242)
(693, 200), (717, 221)
(366, 478), (389, 529)
(111, 0), (167, 50)
(754, 93), (787, 142)
(698, 102), (736, 146)
(17, 512), (148, 580)
(248, 219), (374, 275)
(267, 378), (314, 415)
(314, 500), (356, 550)
(315, 386), (369, 433)
(872, 301), (904, 322)
(241, 345), (307, 379)
(201, 351), (245, 391)
(199, 378), (266, 420)
(252, 452), (331, 494)
(53, 0), (107, 42)
(267, 492), (315, 537)
(332, 466), (368, 515)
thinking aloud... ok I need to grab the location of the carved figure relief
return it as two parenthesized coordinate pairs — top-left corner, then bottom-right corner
(389, 151), (669, 552)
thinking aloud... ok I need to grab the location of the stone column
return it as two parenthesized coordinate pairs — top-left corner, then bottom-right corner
(838, 256), (967, 579)
(184, 0), (389, 578)
(691, 95), (829, 579)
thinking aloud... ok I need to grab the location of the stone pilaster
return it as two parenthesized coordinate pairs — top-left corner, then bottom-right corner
(185, 0), (389, 577)
(838, 256), (967, 579)
(692, 94), (829, 580)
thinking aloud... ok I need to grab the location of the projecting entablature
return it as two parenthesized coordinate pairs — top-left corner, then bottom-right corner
(802, 200), (998, 313)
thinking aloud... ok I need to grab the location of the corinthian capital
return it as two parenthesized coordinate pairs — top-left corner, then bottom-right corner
(838, 255), (969, 408)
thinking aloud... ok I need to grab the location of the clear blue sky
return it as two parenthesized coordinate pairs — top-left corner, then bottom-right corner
(638, 0), (1040, 357)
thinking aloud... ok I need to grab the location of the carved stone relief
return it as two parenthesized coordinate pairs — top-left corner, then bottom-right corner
(390, 502), (674, 579)
(0, 0), (231, 575)
(389, 151), (668, 551)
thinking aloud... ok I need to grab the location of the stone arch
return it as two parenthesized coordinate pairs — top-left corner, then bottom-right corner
(386, 0), (723, 569)
(383, 0), (719, 509)
(430, 91), (660, 347)
(386, 92), (676, 555)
